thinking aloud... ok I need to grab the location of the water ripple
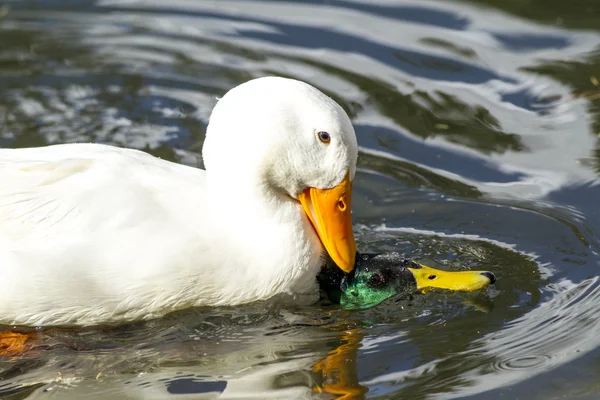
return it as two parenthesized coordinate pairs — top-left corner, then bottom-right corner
(363, 278), (600, 398)
(1, 0), (600, 398)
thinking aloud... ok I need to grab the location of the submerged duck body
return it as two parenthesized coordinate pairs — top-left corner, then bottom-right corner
(0, 77), (358, 327)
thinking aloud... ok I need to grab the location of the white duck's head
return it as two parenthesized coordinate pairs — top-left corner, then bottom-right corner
(202, 77), (358, 273)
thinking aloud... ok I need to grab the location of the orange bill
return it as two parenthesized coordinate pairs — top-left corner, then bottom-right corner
(298, 171), (356, 272)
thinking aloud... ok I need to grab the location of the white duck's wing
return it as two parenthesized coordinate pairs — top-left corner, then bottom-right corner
(0, 144), (206, 242)
(0, 144), (215, 326)
(0, 157), (103, 240)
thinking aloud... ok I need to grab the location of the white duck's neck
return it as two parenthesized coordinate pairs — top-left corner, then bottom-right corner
(202, 175), (325, 303)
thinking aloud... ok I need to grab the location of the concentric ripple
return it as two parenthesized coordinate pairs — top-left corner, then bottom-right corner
(494, 354), (556, 372)
(1, 0), (600, 399)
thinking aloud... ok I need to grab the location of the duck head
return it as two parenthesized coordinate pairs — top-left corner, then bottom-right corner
(203, 77), (358, 273)
(318, 253), (496, 308)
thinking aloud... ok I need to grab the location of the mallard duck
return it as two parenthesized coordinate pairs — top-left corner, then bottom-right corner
(318, 253), (496, 308)
(0, 77), (358, 328)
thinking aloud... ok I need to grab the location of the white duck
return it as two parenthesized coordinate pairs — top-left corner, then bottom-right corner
(0, 77), (358, 327)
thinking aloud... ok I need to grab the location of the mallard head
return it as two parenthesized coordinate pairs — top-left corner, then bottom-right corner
(318, 253), (496, 308)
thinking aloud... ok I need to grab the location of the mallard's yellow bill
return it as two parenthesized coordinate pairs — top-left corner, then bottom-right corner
(298, 172), (356, 273)
(408, 264), (495, 293)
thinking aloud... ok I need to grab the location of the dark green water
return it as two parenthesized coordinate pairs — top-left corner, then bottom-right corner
(1, 0), (600, 398)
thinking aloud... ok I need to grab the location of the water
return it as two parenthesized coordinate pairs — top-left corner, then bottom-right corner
(0, 0), (600, 398)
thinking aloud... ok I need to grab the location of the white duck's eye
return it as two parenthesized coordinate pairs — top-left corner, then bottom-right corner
(317, 131), (331, 144)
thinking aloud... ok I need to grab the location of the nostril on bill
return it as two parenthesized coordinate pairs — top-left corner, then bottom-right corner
(480, 271), (496, 284)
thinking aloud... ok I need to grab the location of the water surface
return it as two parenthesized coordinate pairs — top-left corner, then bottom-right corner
(1, 0), (600, 398)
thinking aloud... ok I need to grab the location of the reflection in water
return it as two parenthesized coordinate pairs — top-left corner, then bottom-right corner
(466, 0), (600, 31)
(523, 51), (600, 174)
(1, 0), (600, 398)
(314, 328), (367, 399)
(364, 278), (600, 399)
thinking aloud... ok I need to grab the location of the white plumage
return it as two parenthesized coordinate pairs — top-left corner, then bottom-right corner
(0, 77), (358, 327)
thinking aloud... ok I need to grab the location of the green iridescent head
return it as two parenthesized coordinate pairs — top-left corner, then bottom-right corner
(318, 253), (496, 309)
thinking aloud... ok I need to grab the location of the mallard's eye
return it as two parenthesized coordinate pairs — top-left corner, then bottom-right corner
(368, 273), (384, 287)
(317, 131), (331, 144)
